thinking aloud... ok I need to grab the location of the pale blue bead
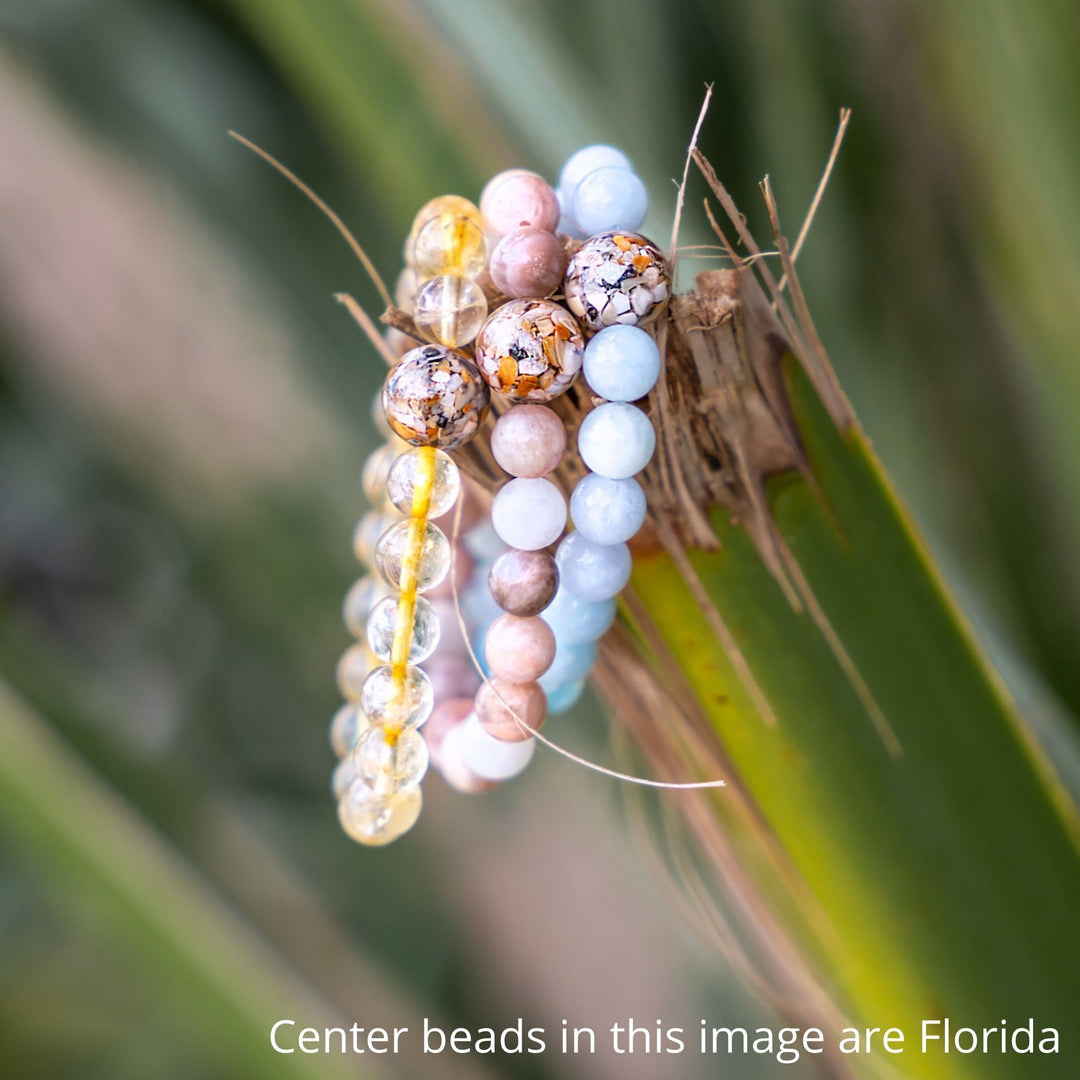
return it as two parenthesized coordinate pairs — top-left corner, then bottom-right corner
(540, 639), (597, 689)
(558, 144), (633, 201)
(540, 586), (615, 644)
(572, 167), (648, 235)
(584, 324), (661, 402)
(546, 678), (587, 715)
(571, 474), (646, 544)
(462, 570), (502, 628)
(578, 403), (655, 479)
(556, 186), (585, 238)
(556, 530), (631, 601)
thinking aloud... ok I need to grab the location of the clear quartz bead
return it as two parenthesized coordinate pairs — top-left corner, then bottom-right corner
(342, 573), (386, 638)
(387, 449), (460, 519)
(336, 642), (375, 701)
(362, 444), (397, 506)
(330, 703), (369, 759)
(413, 274), (488, 348)
(409, 212), (487, 281)
(354, 725), (429, 793)
(359, 663), (434, 729)
(338, 781), (422, 846)
(365, 594), (441, 663)
(353, 510), (399, 568)
(374, 520), (451, 592)
(331, 757), (359, 800)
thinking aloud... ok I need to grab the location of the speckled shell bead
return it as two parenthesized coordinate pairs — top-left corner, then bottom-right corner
(474, 299), (584, 402)
(564, 232), (670, 331)
(489, 227), (567, 299)
(484, 614), (556, 682)
(475, 678), (547, 742)
(490, 404), (566, 477)
(382, 344), (490, 449)
(488, 548), (559, 616)
(480, 169), (560, 235)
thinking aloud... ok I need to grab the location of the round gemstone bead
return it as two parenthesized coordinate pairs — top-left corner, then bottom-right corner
(332, 757), (359, 800)
(459, 712), (536, 778)
(474, 299), (584, 403)
(583, 324), (661, 402)
(556, 531), (632, 602)
(352, 510), (396, 568)
(336, 642), (374, 700)
(564, 231), (670, 330)
(490, 404), (566, 478)
(488, 548), (559, 616)
(330, 703), (369, 759)
(475, 677), (547, 742)
(539, 638), (598, 688)
(374, 519), (451, 592)
(489, 226), (567, 299)
(484, 614), (556, 682)
(491, 477), (567, 550)
(423, 696), (474, 767)
(354, 725), (430, 793)
(365, 594), (441, 663)
(578, 402), (656, 479)
(405, 194), (482, 260)
(338, 782), (422, 846)
(480, 169), (560, 235)
(394, 267), (418, 311)
(570, 474), (647, 544)
(439, 721), (499, 793)
(382, 345), (490, 450)
(558, 145), (634, 203)
(572, 166), (648, 235)
(342, 573), (386, 638)
(359, 663), (434, 730)
(540, 587), (616, 644)
(409, 211), (487, 281)
(546, 678), (587, 715)
(361, 444), (396, 506)
(412, 274), (488, 348)
(387, 448), (460, 518)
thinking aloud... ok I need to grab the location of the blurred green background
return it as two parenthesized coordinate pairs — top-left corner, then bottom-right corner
(0, 1), (1078, 1077)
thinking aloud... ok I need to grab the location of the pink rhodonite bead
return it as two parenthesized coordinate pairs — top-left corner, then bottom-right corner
(485, 614), (556, 682)
(490, 404), (567, 477)
(487, 548), (559, 616)
(480, 169), (560, 236)
(475, 677), (547, 742)
(489, 226), (567, 299)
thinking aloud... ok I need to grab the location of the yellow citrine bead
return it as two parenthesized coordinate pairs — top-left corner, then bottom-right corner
(338, 782), (422, 846)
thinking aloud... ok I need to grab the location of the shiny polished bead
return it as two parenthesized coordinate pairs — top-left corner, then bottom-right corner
(342, 573), (386, 638)
(394, 267), (418, 311)
(540, 585), (615, 644)
(410, 212), (487, 281)
(484, 614), (556, 682)
(439, 721), (499, 793)
(480, 169), (560, 235)
(362, 444), (396, 505)
(366, 594), (441, 663)
(413, 274), (488, 347)
(491, 477), (567, 550)
(490, 404), (566, 477)
(583, 323), (661, 402)
(572, 166), (648, 235)
(578, 402), (655, 479)
(387, 448), (460, 518)
(405, 194), (482, 259)
(338, 782), (422, 846)
(336, 642), (374, 700)
(382, 344), (490, 449)
(564, 231), (670, 330)
(556, 531), (632, 601)
(332, 757), (359, 800)
(359, 664), (434, 729)
(570, 474), (646, 544)
(330, 703), (369, 759)
(372, 389), (393, 438)
(539, 638), (597, 688)
(352, 510), (395, 569)
(558, 145), (633, 203)
(354, 725), (429, 792)
(476, 677), (547, 742)
(488, 548), (559, 616)
(546, 678), (587, 714)
(424, 542), (474, 601)
(459, 711), (536, 778)
(475, 299), (584, 403)
(374, 519), (451, 592)
(489, 227), (567, 299)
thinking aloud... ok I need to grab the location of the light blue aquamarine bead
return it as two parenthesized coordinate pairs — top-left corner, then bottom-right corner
(578, 403), (655, 479)
(540, 639), (598, 688)
(556, 530), (632, 601)
(570, 474), (646, 545)
(572, 166), (648, 235)
(583, 324), (661, 402)
(462, 568), (503, 629)
(540, 586), (616, 644)
(556, 186), (585, 238)
(558, 144), (633, 201)
(546, 678), (587, 715)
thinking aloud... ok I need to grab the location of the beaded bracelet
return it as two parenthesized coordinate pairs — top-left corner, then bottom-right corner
(329, 143), (672, 844)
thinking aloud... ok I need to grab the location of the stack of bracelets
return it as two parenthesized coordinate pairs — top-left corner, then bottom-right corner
(331, 144), (671, 845)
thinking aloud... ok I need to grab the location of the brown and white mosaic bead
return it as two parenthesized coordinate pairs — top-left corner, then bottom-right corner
(474, 298), (584, 403)
(563, 231), (670, 331)
(382, 344), (490, 449)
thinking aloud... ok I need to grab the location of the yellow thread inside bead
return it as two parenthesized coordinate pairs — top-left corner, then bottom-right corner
(385, 446), (437, 741)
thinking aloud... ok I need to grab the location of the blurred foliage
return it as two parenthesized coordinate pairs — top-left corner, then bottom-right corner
(0, 0), (1078, 1077)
